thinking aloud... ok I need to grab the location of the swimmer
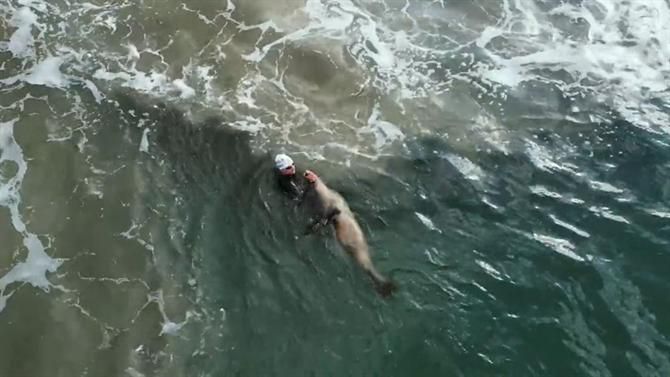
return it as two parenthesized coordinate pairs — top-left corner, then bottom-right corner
(274, 153), (308, 202)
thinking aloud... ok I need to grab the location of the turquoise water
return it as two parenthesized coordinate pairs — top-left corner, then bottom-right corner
(1, 0), (670, 376)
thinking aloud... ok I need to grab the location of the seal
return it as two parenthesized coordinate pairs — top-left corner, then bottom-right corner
(302, 169), (397, 297)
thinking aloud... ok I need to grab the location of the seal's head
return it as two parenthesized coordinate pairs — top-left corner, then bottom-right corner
(275, 153), (295, 176)
(304, 169), (319, 183)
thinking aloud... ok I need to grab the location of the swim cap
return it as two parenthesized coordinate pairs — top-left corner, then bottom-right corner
(274, 153), (294, 170)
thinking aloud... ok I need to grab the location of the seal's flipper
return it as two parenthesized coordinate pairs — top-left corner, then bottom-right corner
(374, 279), (398, 298)
(303, 208), (341, 235)
(303, 219), (324, 235)
(367, 268), (398, 298)
(325, 208), (341, 222)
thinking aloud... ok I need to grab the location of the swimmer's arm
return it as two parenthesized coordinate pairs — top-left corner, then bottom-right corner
(303, 208), (341, 235)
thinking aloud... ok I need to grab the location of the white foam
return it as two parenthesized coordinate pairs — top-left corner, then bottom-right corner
(471, 281), (489, 294)
(8, 7), (39, 58)
(93, 68), (171, 96)
(234, 73), (260, 109)
(25, 56), (69, 88)
(478, 353), (494, 365)
(78, 2), (106, 11)
(588, 206), (631, 224)
(570, 197), (586, 205)
(1, 56), (70, 89)
(0, 234), (62, 290)
(172, 79), (195, 99)
(21, 0), (49, 13)
(236, 0), (437, 101)
(139, 128), (150, 153)
(532, 233), (584, 262)
(125, 367), (145, 377)
(149, 290), (192, 337)
(475, 260), (504, 281)
(483, 65), (525, 87)
(355, 13), (395, 69)
(473, 113), (511, 154)
(94, 60), (211, 105)
(100, 14), (117, 33)
(478, 0), (670, 135)
(83, 79), (104, 103)
(160, 321), (184, 336)
(549, 214), (591, 238)
(360, 104), (404, 150)
(645, 209), (670, 219)
(529, 185), (563, 199)
(195, 65), (218, 104)
(126, 43), (141, 62)
(443, 153), (484, 181)
(589, 180), (624, 194)
(482, 197), (499, 210)
(525, 140), (578, 174)
(0, 121), (62, 312)
(0, 291), (13, 312)
(231, 116), (266, 134)
(415, 212), (440, 232)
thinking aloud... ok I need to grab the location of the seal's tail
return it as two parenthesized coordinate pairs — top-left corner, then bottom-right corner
(368, 269), (398, 298)
(374, 279), (398, 298)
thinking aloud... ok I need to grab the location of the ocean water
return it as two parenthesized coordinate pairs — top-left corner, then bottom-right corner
(1, 0), (669, 376)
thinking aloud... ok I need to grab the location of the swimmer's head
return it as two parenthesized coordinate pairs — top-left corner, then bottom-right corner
(275, 153), (295, 176)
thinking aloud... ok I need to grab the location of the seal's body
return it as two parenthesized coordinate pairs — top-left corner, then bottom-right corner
(304, 170), (396, 297)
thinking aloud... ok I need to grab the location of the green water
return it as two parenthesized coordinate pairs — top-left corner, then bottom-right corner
(1, 0), (670, 376)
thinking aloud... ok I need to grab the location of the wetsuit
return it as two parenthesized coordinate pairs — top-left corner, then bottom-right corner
(276, 170), (309, 202)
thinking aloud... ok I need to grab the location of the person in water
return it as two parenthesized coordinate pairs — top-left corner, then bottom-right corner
(274, 153), (308, 202)
(274, 154), (330, 232)
(273, 154), (397, 297)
